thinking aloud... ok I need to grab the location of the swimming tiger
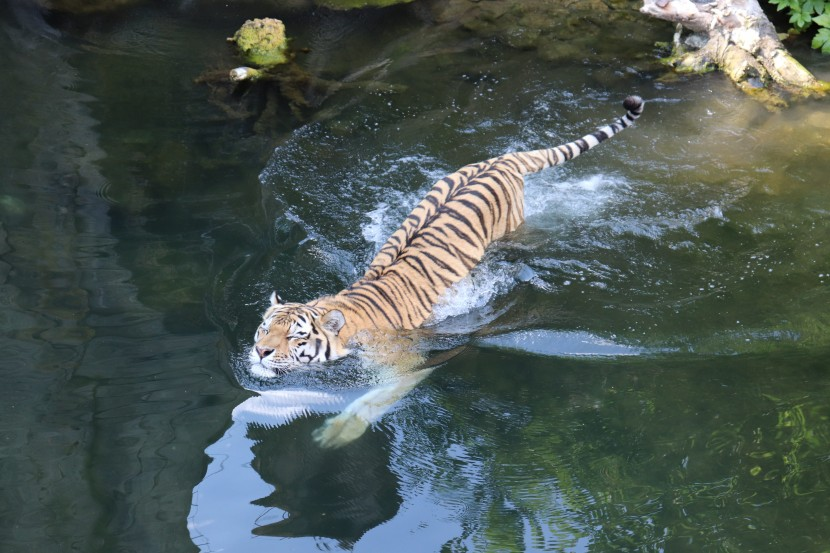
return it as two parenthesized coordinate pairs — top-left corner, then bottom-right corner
(251, 96), (644, 372)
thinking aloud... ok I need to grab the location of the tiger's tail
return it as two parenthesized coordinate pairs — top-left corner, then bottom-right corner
(513, 95), (644, 175)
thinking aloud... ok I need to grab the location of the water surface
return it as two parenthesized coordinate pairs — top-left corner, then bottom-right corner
(1, 2), (830, 552)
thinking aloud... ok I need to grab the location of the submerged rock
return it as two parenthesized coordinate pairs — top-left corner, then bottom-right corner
(228, 18), (290, 68)
(314, 0), (415, 9)
(33, 0), (142, 13)
(424, 0), (654, 62)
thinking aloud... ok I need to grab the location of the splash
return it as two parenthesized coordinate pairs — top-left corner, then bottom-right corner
(524, 173), (626, 221)
(360, 188), (421, 251)
(430, 262), (517, 324)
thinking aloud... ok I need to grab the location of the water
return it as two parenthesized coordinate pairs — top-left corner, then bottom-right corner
(2, 2), (830, 552)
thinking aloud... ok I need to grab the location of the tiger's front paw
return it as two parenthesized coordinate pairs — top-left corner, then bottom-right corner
(312, 411), (371, 449)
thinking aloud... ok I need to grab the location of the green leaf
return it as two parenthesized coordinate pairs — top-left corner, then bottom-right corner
(812, 27), (830, 53)
(814, 12), (830, 26)
(790, 10), (813, 28)
(769, 0), (796, 11)
(802, 0), (824, 15)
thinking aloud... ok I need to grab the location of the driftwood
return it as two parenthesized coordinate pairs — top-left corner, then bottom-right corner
(641, 0), (829, 105)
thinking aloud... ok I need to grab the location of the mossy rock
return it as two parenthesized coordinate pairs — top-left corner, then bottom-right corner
(228, 18), (290, 68)
(314, 0), (415, 9)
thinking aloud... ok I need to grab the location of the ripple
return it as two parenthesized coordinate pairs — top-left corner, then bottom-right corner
(475, 329), (646, 357)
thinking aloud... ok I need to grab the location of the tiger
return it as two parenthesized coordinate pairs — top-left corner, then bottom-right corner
(250, 95), (644, 373)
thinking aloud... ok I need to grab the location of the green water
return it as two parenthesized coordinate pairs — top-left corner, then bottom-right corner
(2, 2), (830, 552)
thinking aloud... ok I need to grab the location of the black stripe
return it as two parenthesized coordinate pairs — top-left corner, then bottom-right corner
(487, 172), (515, 216)
(406, 213), (422, 226)
(346, 289), (397, 327)
(442, 206), (484, 241)
(372, 278), (406, 316)
(402, 254), (438, 288)
(386, 267), (434, 314)
(434, 178), (453, 191)
(592, 129), (610, 142)
(440, 176), (461, 195)
(446, 171), (473, 196)
(418, 249), (461, 284)
(348, 296), (381, 325)
(373, 249), (396, 265)
(500, 155), (529, 175)
(365, 281), (404, 325)
(442, 221), (479, 248)
(424, 194), (441, 208)
(420, 232), (480, 269)
(545, 148), (563, 167)
(468, 182), (503, 221)
(497, 155), (521, 170)
(381, 275), (419, 327)
(416, 235), (468, 269)
(454, 197), (489, 240)
(376, 277), (409, 317)
(419, 229), (479, 263)
(568, 143), (579, 158)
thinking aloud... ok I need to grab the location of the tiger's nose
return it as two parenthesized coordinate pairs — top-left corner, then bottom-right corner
(256, 346), (274, 360)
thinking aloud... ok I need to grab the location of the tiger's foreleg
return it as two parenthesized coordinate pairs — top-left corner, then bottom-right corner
(312, 366), (436, 448)
(312, 345), (467, 448)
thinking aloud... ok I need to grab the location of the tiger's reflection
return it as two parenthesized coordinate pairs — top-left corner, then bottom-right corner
(246, 414), (401, 545)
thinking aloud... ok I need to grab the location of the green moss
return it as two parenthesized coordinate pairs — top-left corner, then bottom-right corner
(669, 54), (716, 74)
(809, 79), (830, 93)
(229, 19), (290, 68)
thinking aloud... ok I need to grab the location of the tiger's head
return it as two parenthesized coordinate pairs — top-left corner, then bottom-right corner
(250, 292), (350, 372)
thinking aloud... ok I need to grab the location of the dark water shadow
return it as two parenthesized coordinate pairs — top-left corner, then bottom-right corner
(248, 414), (401, 545)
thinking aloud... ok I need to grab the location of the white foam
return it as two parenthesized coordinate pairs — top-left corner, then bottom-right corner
(430, 263), (516, 324)
(524, 173), (627, 222)
(362, 202), (393, 247)
(361, 172), (443, 255)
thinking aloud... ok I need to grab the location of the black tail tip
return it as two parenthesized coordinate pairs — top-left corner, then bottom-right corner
(623, 95), (644, 114)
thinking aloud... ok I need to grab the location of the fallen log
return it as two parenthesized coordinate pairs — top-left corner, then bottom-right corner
(641, 0), (829, 106)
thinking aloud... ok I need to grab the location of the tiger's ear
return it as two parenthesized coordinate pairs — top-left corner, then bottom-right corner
(319, 309), (345, 335)
(269, 291), (284, 306)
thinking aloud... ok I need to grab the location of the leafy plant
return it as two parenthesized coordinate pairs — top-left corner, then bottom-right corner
(768, 0), (830, 53)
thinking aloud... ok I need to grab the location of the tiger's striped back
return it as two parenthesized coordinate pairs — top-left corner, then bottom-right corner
(314, 96), (644, 340)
